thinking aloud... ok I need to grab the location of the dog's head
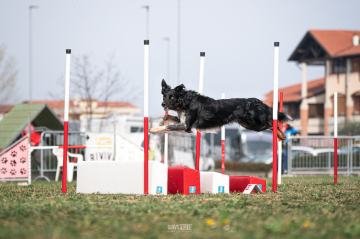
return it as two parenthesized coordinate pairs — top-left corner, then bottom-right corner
(161, 79), (185, 111)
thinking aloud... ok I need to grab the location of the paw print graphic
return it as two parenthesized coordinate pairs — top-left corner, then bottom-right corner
(10, 160), (17, 167)
(10, 169), (16, 175)
(10, 151), (17, 157)
(1, 157), (7, 164)
(20, 145), (26, 152)
(20, 157), (26, 163)
(1, 168), (7, 174)
(20, 168), (26, 175)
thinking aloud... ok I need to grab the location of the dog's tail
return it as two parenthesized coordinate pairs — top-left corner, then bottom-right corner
(278, 112), (293, 123)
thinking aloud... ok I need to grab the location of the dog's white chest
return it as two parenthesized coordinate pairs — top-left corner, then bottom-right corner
(178, 111), (186, 124)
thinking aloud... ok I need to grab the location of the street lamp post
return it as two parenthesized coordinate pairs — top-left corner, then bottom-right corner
(142, 6), (149, 39)
(29, 5), (38, 104)
(177, 0), (181, 85)
(162, 37), (170, 83)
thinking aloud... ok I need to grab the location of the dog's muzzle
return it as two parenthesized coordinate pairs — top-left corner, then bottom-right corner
(161, 103), (169, 111)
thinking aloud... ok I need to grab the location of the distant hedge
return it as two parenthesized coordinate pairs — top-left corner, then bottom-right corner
(339, 121), (360, 136)
(214, 160), (272, 172)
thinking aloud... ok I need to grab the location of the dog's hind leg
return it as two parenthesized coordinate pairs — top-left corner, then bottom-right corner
(267, 126), (286, 140)
(277, 126), (286, 140)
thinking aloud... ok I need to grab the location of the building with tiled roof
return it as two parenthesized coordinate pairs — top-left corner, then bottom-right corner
(0, 99), (141, 121)
(267, 30), (360, 135)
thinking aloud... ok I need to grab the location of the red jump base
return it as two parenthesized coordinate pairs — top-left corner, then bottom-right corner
(229, 176), (266, 193)
(168, 167), (200, 195)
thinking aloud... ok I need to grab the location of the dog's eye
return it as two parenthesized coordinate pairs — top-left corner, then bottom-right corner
(171, 97), (174, 99)
(163, 96), (165, 99)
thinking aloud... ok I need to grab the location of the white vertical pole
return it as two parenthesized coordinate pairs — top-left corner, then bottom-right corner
(277, 140), (282, 184)
(164, 111), (168, 166)
(272, 42), (279, 192)
(199, 53), (205, 95)
(195, 52), (205, 171)
(221, 93), (225, 174)
(64, 50), (71, 122)
(114, 113), (116, 161)
(273, 45), (279, 119)
(334, 91), (338, 184)
(62, 49), (71, 193)
(28, 113), (31, 185)
(334, 92), (338, 138)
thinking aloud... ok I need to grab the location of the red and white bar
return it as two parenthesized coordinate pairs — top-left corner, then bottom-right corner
(277, 92), (283, 184)
(221, 92), (225, 174)
(195, 52), (205, 171)
(334, 91), (338, 184)
(272, 42), (279, 192)
(63, 49), (71, 194)
(31, 145), (112, 150)
(144, 40), (149, 194)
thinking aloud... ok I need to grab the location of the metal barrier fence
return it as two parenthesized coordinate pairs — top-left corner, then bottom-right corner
(288, 136), (360, 176)
(33, 131), (86, 181)
(157, 132), (209, 167)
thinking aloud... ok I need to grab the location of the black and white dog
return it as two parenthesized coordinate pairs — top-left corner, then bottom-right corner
(149, 80), (292, 140)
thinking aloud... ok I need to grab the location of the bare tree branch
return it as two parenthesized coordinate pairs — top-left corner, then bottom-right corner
(47, 52), (139, 130)
(0, 44), (19, 104)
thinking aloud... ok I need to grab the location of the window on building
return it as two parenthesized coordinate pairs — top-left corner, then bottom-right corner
(130, 126), (143, 133)
(332, 58), (347, 74)
(283, 103), (300, 119)
(353, 94), (360, 115)
(331, 95), (346, 116)
(352, 57), (360, 72)
(308, 104), (324, 118)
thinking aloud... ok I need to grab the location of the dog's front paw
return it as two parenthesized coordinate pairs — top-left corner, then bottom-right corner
(149, 126), (165, 134)
(158, 115), (167, 126)
(158, 119), (165, 126)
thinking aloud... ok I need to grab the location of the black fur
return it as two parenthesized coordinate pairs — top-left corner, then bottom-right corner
(155, 79), (292, 139)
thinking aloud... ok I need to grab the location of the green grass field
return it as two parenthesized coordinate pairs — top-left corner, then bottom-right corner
(1, 176), (360, 239)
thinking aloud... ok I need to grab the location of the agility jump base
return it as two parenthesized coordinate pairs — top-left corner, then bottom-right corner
(229, 176), (266, 193)
(200, 172), (229, 194)
(76, 161), (167, 195)
(168, 167), (200, 195)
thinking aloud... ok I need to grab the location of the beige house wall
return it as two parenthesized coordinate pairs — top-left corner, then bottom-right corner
(327, 73), (346, 98)
(307, 93), (325, 104)
(349, 72), (360, 96)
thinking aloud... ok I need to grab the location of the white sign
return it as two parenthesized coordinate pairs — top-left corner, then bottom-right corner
(243, 184), (263, 194)
(85, 132), (114, 161)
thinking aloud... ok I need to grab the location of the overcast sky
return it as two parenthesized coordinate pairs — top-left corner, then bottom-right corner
(1, 0), (360, 117)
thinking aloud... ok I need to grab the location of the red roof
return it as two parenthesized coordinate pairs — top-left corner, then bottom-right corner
(0, 105), (15, 113)
(310, 30), (360, 57)
(263, 77), (325, 106)
(24, 100), (137, 109)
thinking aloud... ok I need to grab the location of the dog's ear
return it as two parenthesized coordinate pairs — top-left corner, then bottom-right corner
(161, 79), (171, 94)
(174, 84), (185, 93)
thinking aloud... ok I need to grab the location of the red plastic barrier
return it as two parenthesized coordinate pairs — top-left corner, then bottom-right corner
(168, 167), (200, 195)
(229, 176), (266, 193)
